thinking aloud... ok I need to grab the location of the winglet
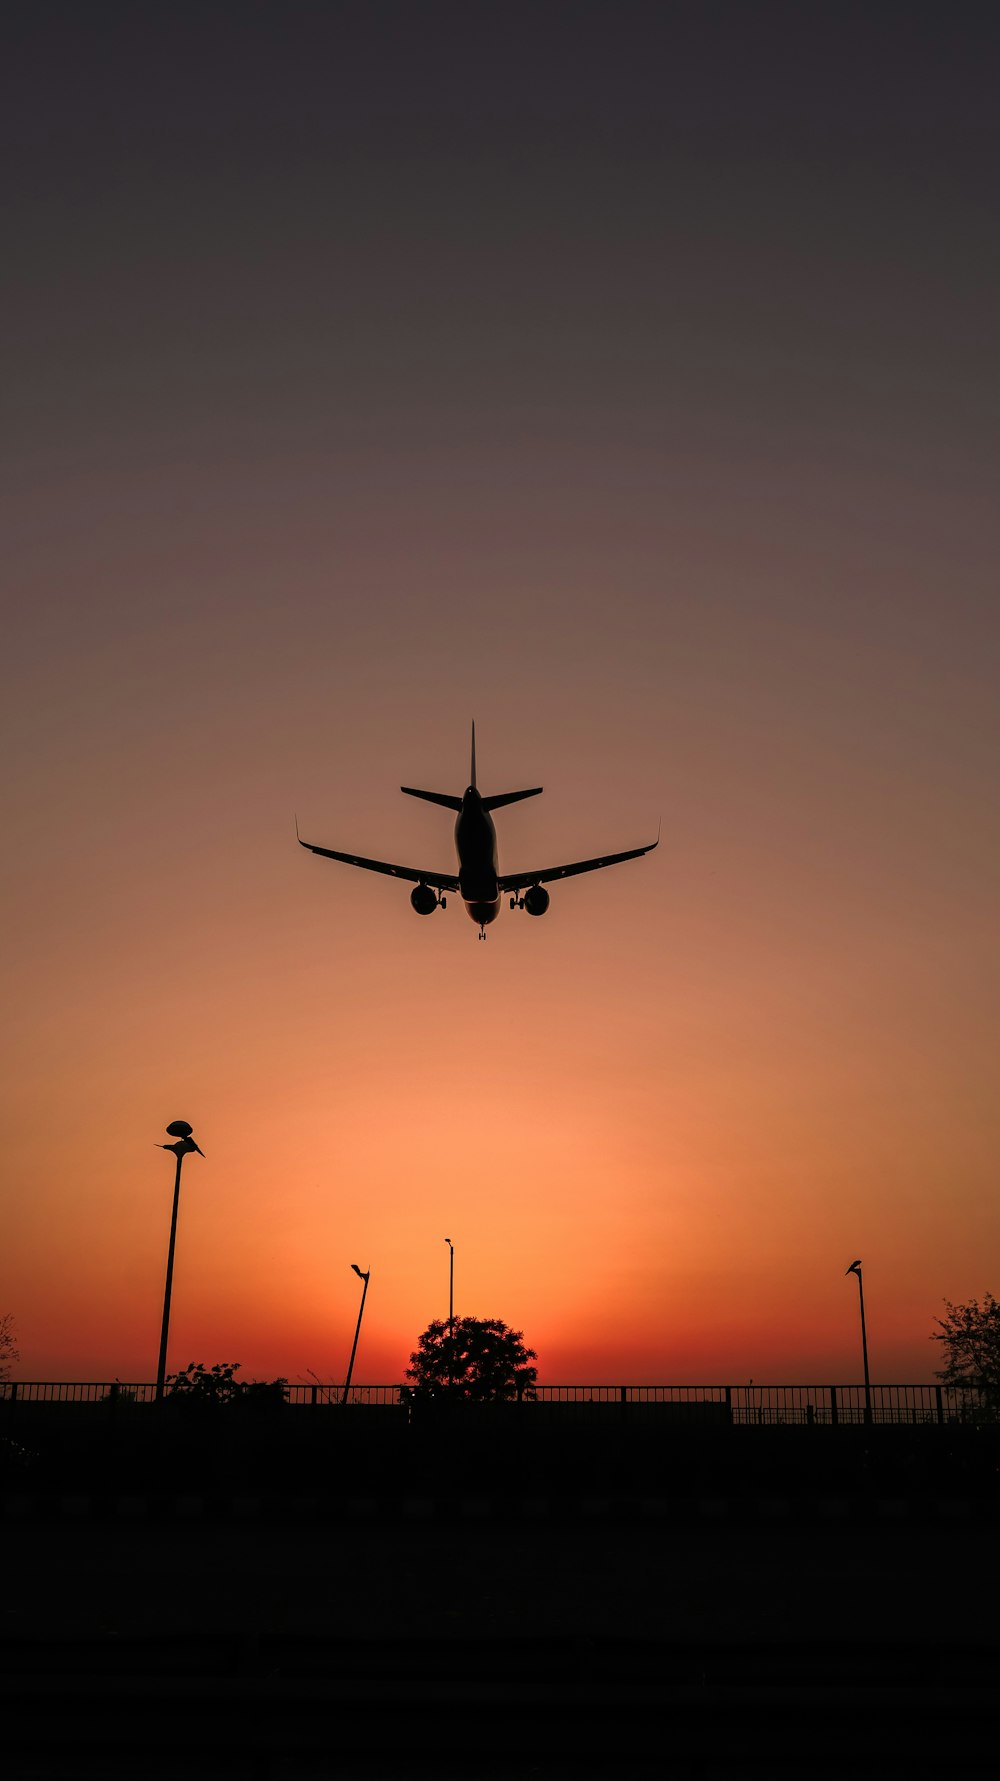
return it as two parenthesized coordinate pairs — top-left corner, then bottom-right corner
(470, 720), (477, 790)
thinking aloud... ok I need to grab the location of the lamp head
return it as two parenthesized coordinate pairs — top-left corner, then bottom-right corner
(166, 1120), (194, 1139)
(351, 1263), (369, 1281)
(845, 1259), (862, 1276)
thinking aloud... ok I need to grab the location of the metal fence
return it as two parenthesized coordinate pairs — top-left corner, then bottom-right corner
(0, 1381), (399, 1407)
(526, 1383), (978, 1423)
(0, 1380), (989, 1422)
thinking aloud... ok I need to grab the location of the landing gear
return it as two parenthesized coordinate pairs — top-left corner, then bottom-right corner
(509, 895), (523, 910)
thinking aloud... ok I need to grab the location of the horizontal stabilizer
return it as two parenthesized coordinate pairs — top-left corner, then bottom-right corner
(481, 787), (543, 812)
(401, 786), (463, 812)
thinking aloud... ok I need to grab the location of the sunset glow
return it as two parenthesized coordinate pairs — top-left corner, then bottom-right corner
(3, 6), (997, 1389)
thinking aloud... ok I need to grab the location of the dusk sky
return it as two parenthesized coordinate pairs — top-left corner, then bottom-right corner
(3, 2), (998, 1386)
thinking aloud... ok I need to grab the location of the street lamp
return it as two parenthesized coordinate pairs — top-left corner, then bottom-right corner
(445, 1237), (454, 1391)
(845, 1259), (872, 1424)
(343, 1264), (370, 1405)
(155, 1120), (204, 1402)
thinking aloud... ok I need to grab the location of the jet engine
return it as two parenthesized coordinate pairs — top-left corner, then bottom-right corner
(523, 884), (550, 917)
(410, 884), (440, 915)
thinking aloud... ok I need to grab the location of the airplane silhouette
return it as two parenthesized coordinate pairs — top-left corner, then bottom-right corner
(297, 725), (657, 937)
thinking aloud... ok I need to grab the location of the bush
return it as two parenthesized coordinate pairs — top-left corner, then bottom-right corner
(165, 1362), (288, 1407)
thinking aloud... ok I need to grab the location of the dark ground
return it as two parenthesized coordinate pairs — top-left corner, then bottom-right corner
(2, 1408), (997, 1777)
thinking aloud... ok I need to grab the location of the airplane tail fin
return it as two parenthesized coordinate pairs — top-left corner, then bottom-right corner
(481, 787), (543, 812)
(401, 725), (540, 811)
(401, 786), (463, 811)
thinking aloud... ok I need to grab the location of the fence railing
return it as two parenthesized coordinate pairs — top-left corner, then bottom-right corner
(0, 1381), (991, 1422)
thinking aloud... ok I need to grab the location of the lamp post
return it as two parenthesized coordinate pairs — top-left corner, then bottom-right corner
(445, 1237), (454, 1391)
(155, 1120), (204, 1402)
(343, 1264), (370, 1405)
(845, 1259), (872, 1424)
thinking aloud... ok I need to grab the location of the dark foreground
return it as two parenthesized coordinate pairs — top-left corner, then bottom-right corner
(2, 1408), (998, 1777)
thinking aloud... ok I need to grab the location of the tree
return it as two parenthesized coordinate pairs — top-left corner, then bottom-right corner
(0, 1319), (24, 1476)
(0, 1315), (18, 1384)
(404, 1317), (537, 1401)
(931, 1295), (1000, 1418)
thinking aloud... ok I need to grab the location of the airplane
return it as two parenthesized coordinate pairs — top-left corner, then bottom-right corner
(297, 724), (657, 937)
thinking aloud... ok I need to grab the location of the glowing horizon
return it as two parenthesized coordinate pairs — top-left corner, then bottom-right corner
(3, 10), (997, 1389)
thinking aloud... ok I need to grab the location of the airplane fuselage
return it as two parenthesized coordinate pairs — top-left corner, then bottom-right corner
(455, 787), (501, 927)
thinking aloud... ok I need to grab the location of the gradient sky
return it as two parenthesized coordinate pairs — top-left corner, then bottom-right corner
(3, 2), (998, 1385)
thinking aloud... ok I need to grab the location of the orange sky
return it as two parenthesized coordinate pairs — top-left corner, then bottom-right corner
(3, 7), (998, 1385)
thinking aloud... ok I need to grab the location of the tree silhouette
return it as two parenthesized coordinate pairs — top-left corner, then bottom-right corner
(932, 1294), (1000, 1418)
(166, 1361), (288, 1406)
(0, 1315), (18, 1384)
(404, 1317), (537, 1400)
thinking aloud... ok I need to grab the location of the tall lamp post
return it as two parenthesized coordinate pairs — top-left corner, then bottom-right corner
(445, 1237), (454, 1391)
(845, 1259), (872, 1424)
(155, 1120), (204, 1402)
(343, 1264), (370, 1405)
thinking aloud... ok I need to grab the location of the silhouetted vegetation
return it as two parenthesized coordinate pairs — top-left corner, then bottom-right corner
(166, 1361), (288, 1406)
(932, 1294), (1000, 1418)
(404, 1317), (537, 1400)
(0, 1314), (19, 1382)
(0, 1321), (32, 1481)
(100, 1384), (137, 1404)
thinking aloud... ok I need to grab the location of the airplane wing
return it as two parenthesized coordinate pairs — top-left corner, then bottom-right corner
(298, 836), (459, 893)
(499, 836), (658, 893)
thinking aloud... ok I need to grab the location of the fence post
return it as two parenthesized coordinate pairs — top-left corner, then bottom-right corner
(935, 1385), (943, 1426)
(619, 1386), (627, 1405)
(829, 1386), (838, 1426)
(310, 1384), (318, 1407)
(724, 1386), (732, 1423)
